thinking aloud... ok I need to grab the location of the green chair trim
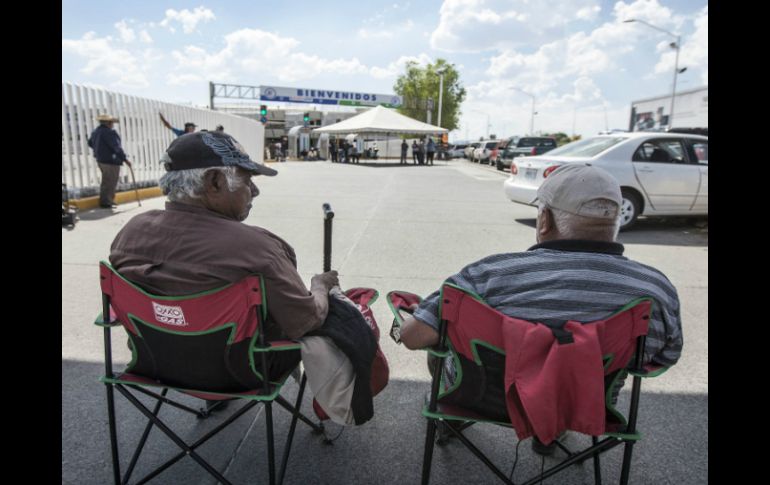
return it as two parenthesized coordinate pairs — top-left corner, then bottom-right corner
(100, 375), (287, 402)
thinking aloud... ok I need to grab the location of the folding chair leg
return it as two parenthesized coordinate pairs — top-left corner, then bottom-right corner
(123, 388), (168, 484)
(443, 423), (515, 485)
(116, 385), (232, 485)
(275, 395), (324, 433)
(592, 436), (602, 485)
(278, 372), (309, 485)
(105, 383), (122, 485)
(265, 401), (276, 485)
(422, 418), (438, 485)
(619, 441), (635, 485)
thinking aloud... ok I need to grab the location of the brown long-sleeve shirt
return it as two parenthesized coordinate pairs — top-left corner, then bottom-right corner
(109, 202), (321, 339)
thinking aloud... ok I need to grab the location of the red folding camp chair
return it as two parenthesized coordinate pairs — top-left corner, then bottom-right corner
(388, 284), (669, 485)
(96, 261), (324, 485)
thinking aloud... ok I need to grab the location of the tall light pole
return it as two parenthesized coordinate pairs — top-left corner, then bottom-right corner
(436, 67), (447, 129)
(624, 19), (682, 129)
(511, 87), (535, 135)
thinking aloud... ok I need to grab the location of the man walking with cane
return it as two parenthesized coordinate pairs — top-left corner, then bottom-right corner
(88, 114), (132, 209)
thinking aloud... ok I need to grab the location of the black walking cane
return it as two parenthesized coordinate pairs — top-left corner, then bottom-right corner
(322, 203), (334, 272)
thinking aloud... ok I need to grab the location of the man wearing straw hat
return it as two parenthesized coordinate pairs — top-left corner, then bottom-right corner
(88, 114), (132, 209)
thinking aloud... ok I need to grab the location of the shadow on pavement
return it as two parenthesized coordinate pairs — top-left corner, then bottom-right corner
(76, 206), (143, 221)
(64, 359), (707, 485)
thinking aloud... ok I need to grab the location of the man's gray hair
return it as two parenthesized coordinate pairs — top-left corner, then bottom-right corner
(159, 166), (243, 202)
(538, 200), (621, 240)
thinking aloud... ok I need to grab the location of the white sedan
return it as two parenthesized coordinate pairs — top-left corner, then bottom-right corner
(503, 132), (708, 230)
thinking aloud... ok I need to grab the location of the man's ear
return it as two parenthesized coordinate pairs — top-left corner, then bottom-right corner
(538, 207), (554, 237)
(203, 169), (226, 194)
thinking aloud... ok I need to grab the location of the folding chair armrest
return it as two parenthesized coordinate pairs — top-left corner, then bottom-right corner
(426, 347), (451, 358)
(253, 340), (301, 352)
(628, 363), (670, 378)
(386, 290), (423, 344)
(94, 312), (121, 328)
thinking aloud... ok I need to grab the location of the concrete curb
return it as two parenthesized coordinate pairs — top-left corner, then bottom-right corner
(70, 186), (163, 210)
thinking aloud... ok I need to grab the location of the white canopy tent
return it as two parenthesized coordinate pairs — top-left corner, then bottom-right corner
(312, 105), (448, 135)
(313, 106), (447, 160)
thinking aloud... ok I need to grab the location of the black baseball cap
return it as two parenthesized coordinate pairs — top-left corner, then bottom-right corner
(163, 131), (277, 176)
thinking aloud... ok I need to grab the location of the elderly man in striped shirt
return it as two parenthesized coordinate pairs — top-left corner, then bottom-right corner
(399, 164), (682, 454)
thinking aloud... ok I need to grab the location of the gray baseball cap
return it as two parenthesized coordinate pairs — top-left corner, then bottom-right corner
(533, 164), (621, 219)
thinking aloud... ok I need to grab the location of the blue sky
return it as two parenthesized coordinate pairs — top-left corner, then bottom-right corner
(62, 0), (708, 140)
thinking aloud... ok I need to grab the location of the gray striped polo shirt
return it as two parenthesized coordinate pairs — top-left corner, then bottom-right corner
(413, 240), (682, 366)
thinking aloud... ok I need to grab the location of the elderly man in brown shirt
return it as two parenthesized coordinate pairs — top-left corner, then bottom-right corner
(109, 131), (339, 384)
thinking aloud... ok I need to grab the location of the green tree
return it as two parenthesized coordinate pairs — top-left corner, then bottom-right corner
(393, 59), (466, 131)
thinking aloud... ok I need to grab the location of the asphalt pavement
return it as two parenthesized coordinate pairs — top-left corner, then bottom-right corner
(62, 158), (708, 484)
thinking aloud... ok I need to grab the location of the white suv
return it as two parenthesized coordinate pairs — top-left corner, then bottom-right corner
(472, 140), (499, 164)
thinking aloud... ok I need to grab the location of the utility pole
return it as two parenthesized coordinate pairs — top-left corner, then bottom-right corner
(437, 69), (446, 128)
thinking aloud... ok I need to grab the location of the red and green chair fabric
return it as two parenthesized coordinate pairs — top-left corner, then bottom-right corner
(387, 283), (668, 485)
(95, 261), (324, 485)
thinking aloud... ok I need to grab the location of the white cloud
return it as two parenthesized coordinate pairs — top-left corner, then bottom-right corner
(168, 28), (373, 85)
(115, 20), (135, 43)
(139, 30), (153, 44)
(653, 5), (707, 85)
(576, 5), (601, 21)
(62, 32), (149, 88)
(160, 6), (216, 34)
(430, 0), (600, 53)
(456, 0), (705, 138)
(613, 0), (679, 28)
(369, 54), (432, 79)
(167, 73), (204, 86)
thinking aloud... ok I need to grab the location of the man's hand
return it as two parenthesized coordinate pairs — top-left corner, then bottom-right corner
(311, 270), (339, 291)
(159, 112), (171, 129)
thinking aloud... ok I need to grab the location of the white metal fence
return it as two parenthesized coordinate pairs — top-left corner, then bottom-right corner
(62, 82), (265, 198)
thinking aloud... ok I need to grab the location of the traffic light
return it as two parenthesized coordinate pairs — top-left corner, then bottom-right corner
(259, 105), (268, 124)
(303, 112), (310, 125)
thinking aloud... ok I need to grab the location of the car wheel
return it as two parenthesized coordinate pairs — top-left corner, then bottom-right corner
(619, 190), (641, 231)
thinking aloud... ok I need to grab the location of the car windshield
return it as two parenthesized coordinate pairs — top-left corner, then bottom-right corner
(485, 142), (497, 149)
(546, 137), (626, 157)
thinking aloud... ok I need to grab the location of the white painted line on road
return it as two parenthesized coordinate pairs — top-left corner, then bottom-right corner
(453, 164), (508, 181)
(222, 405), (264, 478)
(336, 169), (395, 271)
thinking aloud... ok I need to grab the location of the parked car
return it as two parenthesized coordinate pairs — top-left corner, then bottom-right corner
(496, 136), (557, 171)
(472, 140), (499, 164)
(465, 142), (481, 160)
(448, 142), (469, 159)
(502, 132), (708, 230)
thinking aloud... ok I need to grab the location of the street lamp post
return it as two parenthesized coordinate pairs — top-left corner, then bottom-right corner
(511, 87), (535, 135)
(624, 19), (681, 129)
(437, 68), (447, 129)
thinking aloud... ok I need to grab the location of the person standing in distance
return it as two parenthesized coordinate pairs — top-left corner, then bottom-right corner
(159, 112), (197, 137)
(88, 114), (132, 209)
